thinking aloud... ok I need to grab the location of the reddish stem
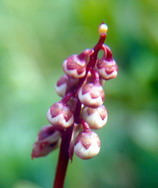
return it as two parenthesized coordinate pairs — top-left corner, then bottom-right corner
(61, 92), (74, 104)
(90, 69), (100, 84)
(53, 100), (81, 188)
(53, 32), (106, 188)
(53, 126), (73, 188)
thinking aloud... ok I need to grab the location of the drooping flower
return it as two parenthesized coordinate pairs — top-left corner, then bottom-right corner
(78, 75), (104, 108)
(74, 130), (101, 159)
(81, 105), (108, 129)
(32, 125), (61, 158)
(63, 49), (93, 79)
(47, 102), (74, 129)
(96, 44), (118, 80)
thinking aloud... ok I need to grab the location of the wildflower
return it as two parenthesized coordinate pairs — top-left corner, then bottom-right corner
(32, 23), (118, 188)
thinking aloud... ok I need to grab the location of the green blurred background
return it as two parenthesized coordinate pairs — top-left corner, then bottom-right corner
(0, 0), (158, 187)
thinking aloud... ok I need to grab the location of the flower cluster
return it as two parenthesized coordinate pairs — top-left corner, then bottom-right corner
(32, 23), (118, 160)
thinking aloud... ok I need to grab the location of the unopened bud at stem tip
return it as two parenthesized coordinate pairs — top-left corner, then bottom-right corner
(98, 23), (108, 35)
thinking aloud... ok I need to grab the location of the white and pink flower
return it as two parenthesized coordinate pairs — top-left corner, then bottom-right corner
(81, 105), (108, 129)
(47, 102), (74, 128)
(78, 82), (104, 108)
(63, 49), (93, 78)
(96, 45), (118, 80)
(74, 131), (101, 159)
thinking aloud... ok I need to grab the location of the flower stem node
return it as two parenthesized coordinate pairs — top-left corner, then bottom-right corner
(74, 131), (101, 159)
(98, 23), (108, 35)
(78, 82), (104, 108)
(81, 105), (108, 129)
(32, 125), (61, 158)
(47, 102), (74, 129)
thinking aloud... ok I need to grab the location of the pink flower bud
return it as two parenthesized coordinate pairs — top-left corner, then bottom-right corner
(62, 49), (93, 78)
(32, 125), (61, 158)
(47, 102), (74, 128)
(55, 74), (78, 97)
(78, 82), (104, 108)
(96, 45), (118, 80)
(74, 131), (101, 159)
(81, 105), (108, 129)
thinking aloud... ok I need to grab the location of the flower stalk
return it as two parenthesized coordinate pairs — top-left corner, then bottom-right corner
(32, 23), (118, 188)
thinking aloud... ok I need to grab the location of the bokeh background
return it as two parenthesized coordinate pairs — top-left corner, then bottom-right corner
(0, 0), (158, 188)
